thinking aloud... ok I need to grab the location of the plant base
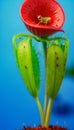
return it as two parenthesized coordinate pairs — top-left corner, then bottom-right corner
(23, 125), (67, 130)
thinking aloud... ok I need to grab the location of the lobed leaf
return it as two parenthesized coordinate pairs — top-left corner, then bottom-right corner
(46, 44), (66, 99)
(12, 36), (40, 98)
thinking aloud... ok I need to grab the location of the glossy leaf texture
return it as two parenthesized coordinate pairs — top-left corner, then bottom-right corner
(12, 36), (40, 98)
(46, 41), (68, 99)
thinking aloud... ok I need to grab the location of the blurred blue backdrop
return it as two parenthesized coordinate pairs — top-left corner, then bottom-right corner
(0, 0), (74, 130)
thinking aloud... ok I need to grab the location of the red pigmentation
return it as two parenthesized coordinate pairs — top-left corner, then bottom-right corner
(20, 0), (65, 36)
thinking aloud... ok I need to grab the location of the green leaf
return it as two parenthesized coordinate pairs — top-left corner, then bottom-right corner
(12, 36), (40, 98)
(30, 42), (40, 91)
(46, 44), (66, 99)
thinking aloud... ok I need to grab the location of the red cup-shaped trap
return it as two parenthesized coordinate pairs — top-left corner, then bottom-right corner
(20, 0), (65, 36)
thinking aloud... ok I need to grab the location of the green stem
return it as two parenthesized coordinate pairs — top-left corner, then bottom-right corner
(42, 42), (48, 119)
(44, 92), (48, 119)
(41, 37), (68, 43)
(35, 97), (44, 126)
(12, 33), (68, 46)
(45, 98), (53, 127)
(12, 33), (40, 43)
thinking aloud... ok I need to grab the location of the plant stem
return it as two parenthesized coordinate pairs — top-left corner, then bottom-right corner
(35, 97), (44, 126)
(42, 42), (48, 119)
(45, 98), (53, 127)
(44, 91), (48, 119)
(12, 33), (68, 46)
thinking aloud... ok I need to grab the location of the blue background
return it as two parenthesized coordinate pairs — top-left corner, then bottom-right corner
(0, 0), (74, 130)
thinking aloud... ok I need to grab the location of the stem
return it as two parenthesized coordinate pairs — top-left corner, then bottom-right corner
(12, 33), (68, 46)
(42, 42), (48, 119)
(45, 98), (53, 127)
(35, 97), (44, 126)
(44, 91), (48, 119)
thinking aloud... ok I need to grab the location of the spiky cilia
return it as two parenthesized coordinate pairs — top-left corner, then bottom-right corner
(12, 34), (69, 127)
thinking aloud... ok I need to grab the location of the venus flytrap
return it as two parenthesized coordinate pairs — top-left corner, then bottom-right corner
(44, 41), (68, 127)
(12, 34), (69, 127)
(12, 36), (40, 97)
(12, 34), (44, 126)
(12, 0), (69, 129)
